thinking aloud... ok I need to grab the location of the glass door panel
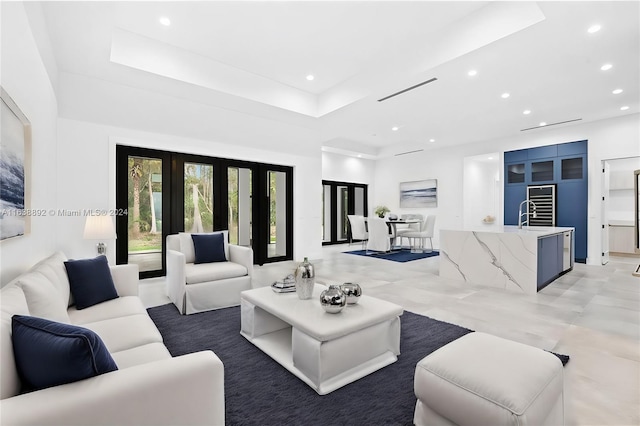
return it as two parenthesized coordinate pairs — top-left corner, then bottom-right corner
(267, 170), (287, 258)
(322, 184), (332, 242)
(354, 187), (365, 215)
(228, 166), (252, 247)
(184, 163), (214, 233)
(127, 156), (163, 273)
(336, 186), (349, 241)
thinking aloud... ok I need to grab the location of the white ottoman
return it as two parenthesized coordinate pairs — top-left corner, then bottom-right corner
(414, 332), (564, 426)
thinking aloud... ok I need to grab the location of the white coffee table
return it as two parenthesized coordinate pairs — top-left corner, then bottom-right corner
(240, 284), (403, 395)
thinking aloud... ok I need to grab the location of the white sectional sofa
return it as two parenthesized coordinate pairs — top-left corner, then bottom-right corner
(0, 252), (225, 426)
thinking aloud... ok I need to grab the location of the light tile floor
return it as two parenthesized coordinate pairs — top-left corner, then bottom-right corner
(140, 245), (640, 426)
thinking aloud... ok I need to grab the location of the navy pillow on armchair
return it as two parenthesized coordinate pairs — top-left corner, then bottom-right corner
(192, 233), (227, 264)
(11, 315), (118, 392)
(64, 256), (118, 310)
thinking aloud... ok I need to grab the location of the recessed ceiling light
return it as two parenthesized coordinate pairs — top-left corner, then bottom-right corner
(468, 70), (477, 77)
(391, 126), (399, 131)
(620, 106), (629, 111)
(501, 93), (510, 99)
(357, 154), (362, 158)
(539, 122), (547, 127)
(523, 110), (531, 115)
(306, 74), (314, 81)
(488, 156), (494, 160)
(429, 138), (435, 143)
(612, 88), (623, 94)
(600, 63), (613, 71)
(159, 16), (171, 26)
(587, 24), (601, 34)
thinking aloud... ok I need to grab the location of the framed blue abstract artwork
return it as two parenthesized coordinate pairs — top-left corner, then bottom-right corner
(1, 87), (31, 240)
(400, 179), (437, 208)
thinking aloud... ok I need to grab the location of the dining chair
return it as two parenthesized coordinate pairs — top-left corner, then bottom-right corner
(366, 217), (391, 253)
(347, 215), (368, 250)
(395, 214), (424, 249)
(403, 215), (435, 253)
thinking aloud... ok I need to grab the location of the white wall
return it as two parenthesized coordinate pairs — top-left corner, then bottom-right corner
(55, 118), (323, 264)
(463, 154), (501, 228)
(374, 147), (463, 249)
(0, 3), (59, 285)
(374, 113), (640, 263)
(606, 156), (640, 222)
(322, 151), (376, 187)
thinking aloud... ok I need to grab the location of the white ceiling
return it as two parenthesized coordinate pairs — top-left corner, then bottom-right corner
(37, 1), (639, 158)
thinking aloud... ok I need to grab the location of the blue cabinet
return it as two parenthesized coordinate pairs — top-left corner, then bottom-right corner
(558, 140), (587, 156)
(557, 180), (587, 261)
(504, 186), (526, 225)
(504, 149), (527, 163)
(528, 145), (558, 160)
(537, 234), (563, 289)
(504, 140), (587, 262)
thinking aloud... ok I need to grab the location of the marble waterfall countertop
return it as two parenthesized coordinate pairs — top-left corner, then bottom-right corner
(461, 225), (574, 236)
(439, 226), (574, 294)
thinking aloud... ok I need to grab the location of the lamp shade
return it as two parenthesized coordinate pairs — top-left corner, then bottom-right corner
(83, 215), (116, 240)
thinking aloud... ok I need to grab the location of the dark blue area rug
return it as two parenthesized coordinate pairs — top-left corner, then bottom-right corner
(147, 304), (568, 426)
(344, 248), (439, 262)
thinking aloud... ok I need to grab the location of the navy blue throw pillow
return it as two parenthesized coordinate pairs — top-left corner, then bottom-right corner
(64, 256), (118, 310)
(12, 315), (118, 392)
(192, 233), (227, 264)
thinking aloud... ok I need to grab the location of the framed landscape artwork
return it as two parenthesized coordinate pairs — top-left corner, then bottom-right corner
(1, 87), (31, 240)
(400, 179), (437, 208)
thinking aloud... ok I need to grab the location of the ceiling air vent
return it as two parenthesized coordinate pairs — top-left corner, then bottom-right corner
(378, 78), (438, 102)
(394, 149), (424, 157)
(521, 118), (582, 132)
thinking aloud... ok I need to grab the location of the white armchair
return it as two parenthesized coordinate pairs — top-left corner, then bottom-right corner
(166, 231), (253, 315)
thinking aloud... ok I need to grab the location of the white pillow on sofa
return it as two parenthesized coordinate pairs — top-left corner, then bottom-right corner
(15, 272), (70, 324)
(29, 251), (72, 307)
(178, 231), (229, 263)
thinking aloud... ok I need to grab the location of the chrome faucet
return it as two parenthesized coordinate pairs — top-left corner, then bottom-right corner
(518, 200), (537, 229)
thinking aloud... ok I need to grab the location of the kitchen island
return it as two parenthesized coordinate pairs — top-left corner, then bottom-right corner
(440, 226), (574, 294)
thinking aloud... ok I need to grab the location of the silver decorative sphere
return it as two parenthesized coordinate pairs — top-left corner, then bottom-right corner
(340, 282), (362, 304)
(319, 285), (346, 314)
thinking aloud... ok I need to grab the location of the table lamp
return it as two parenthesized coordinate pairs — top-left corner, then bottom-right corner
(83, 215), (116, 255)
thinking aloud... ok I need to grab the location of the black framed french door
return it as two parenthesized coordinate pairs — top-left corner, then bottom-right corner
(115, 146), (172, 279)
(258, 164), (294, 263)
(322, 180), (368, 245)
(116, 145), (294, 277)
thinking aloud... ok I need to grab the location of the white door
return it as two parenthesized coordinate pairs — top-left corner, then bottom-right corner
(601, 161), (610, 265)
